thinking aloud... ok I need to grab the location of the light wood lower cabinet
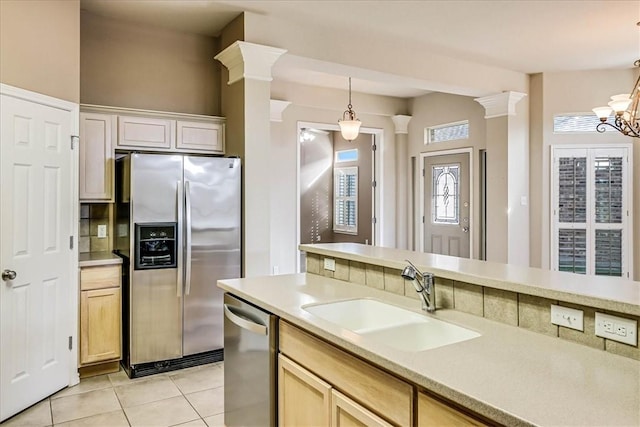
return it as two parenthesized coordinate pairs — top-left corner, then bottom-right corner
(278, 354), (331, 427)
(332, 389), (393, 427)
(79, 265), (122, 367)
(279, 320), (492, 427)
(417, 391), (489, 427)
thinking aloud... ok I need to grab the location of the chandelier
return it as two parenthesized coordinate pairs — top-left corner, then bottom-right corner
(592, 60), (640, 138)
(338, 77), (361, 141)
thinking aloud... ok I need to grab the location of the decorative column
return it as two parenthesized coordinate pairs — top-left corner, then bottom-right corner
(391, 115), (412, 250)
(215, 41), (287, 277)
(475, 91), (529, 265)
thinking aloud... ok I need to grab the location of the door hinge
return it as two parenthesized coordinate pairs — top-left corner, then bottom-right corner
(372, 217), (377, 224)
(69, 236), (74, 250)
(68, 336), (72, 350)
(372, 144), (377, 152)
(71, 135), (79, 150)
(422, 169), (425, 177)
(372, 180), (377, 188)
(422, 216), (425, 223)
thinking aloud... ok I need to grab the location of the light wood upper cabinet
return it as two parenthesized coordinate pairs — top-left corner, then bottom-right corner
(278, 354), (331, 427)
(176, 120), (224, 153)
(117, 115), (175, 149)
(79, 264), (122, 366)
(417, 391), (489, 427)
(79, 113), (115, 201)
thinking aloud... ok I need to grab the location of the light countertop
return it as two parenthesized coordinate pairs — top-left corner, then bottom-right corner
(78, 251), (123, 268)
(218, 273), (640, 427)
(300, 243), (640, 316)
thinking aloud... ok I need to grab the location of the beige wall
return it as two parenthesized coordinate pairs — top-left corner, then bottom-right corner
(0, 0), (80, 102)
(407, 92), (487, 259)
(529, 68), (639, 280)
(299, 131), (373, 246)
(80, 11), (220, 115)
(270, 81), (402, 274)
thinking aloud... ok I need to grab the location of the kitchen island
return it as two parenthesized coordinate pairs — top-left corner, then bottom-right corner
(218, 246), (640, 426)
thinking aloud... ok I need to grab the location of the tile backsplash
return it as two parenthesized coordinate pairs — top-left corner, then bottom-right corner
(305, 252), (640, 361)
(80, 203), (110, 253)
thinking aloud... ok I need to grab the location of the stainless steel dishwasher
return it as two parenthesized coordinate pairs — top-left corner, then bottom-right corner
(223, 293), (278, 426)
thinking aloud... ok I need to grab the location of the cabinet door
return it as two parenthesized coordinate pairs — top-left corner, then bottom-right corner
(278, 354), (331, 427)
(332, 390), (393, 427)
(80, 288), (121, 365)
(417, 391), (488, 426)
(176, 120), (224, 153)
(79, 113), (114, 201)
(117, 115), (174, 149)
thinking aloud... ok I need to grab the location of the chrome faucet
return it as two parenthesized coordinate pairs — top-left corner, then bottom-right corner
(400, 260), (435, 312)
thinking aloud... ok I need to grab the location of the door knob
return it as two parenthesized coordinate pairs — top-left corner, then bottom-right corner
(462, 226), (470, 233)
(2, 269), (17, 281)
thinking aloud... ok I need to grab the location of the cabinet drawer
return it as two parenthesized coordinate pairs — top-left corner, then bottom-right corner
(418, 391), (490, 427)
(117, 115), (175, 149)
(279, 321), (413, 427)
(80, 265), (121, 291)
(176, 120), (224, 153)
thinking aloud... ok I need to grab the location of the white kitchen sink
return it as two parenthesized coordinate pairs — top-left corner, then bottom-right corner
(303, 298), (480, 351)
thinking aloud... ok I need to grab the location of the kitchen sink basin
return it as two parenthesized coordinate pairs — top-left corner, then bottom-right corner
(303, 298), (480, 351)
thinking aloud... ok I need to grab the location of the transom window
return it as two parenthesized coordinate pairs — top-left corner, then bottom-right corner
(552, 146), (631, 278)
(425, 121), (469, 144)
(553, 113), (615, 133)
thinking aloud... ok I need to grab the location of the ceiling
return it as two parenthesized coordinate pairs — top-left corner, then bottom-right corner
(80, 0), (640, 98)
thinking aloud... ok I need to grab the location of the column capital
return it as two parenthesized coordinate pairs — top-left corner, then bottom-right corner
(474, 91), (527, 119)
(391, 115), (412, 134)
(215, 41), (287, 85)
(270, 99), (291, 122)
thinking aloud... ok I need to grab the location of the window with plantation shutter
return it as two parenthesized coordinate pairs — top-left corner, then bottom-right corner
(334, 167), (358, 234)
(552, 147), (631, 278)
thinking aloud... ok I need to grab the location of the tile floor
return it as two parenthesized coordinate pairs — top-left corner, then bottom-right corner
(0, 362), (225, 427)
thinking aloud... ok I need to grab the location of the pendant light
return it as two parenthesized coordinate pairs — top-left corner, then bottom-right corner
(338, 77), (361, 141)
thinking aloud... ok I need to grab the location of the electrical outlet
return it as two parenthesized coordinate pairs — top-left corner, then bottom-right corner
(323, 258), (335, 271)
(550, 305), (584, 331)
(595, 312), (638, 346)
(97, 224), (107, 238)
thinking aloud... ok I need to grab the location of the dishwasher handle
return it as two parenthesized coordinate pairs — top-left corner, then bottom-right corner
(224, 304), (268, 335)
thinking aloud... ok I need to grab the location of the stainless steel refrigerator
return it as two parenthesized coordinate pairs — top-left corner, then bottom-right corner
(115, 153), (241, 378)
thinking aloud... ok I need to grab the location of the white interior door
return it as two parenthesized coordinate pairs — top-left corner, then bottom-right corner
(423, 152), (471, 258)
(1, 89), (75, 421)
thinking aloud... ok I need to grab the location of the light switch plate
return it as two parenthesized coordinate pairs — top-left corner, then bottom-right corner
(97, 224), (107, 238)
(595, 312), (638, 346)
(551, 305), (584, 331)
(323, 258), (335, 271)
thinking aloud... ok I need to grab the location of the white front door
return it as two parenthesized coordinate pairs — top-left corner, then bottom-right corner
(423, 152), (471, 258)
(0, 88), (76, 421)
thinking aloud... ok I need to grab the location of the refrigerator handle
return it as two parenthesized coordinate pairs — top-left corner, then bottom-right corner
(176, 180), (183, 297)
(185, 180), (192, 295)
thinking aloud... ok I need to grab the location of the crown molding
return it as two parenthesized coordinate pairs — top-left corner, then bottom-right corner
(474, 91), (527, 119)
(215, 41), (287, 85)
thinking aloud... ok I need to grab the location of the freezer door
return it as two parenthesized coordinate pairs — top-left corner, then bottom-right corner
(130, 154), (184, 364)
(183, 157), (241, 355)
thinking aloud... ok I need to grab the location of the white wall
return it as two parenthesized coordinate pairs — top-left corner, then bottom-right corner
(407, 92), (487, 258)
(530, 68), (639, 280)
(269, 80), (404, 273)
